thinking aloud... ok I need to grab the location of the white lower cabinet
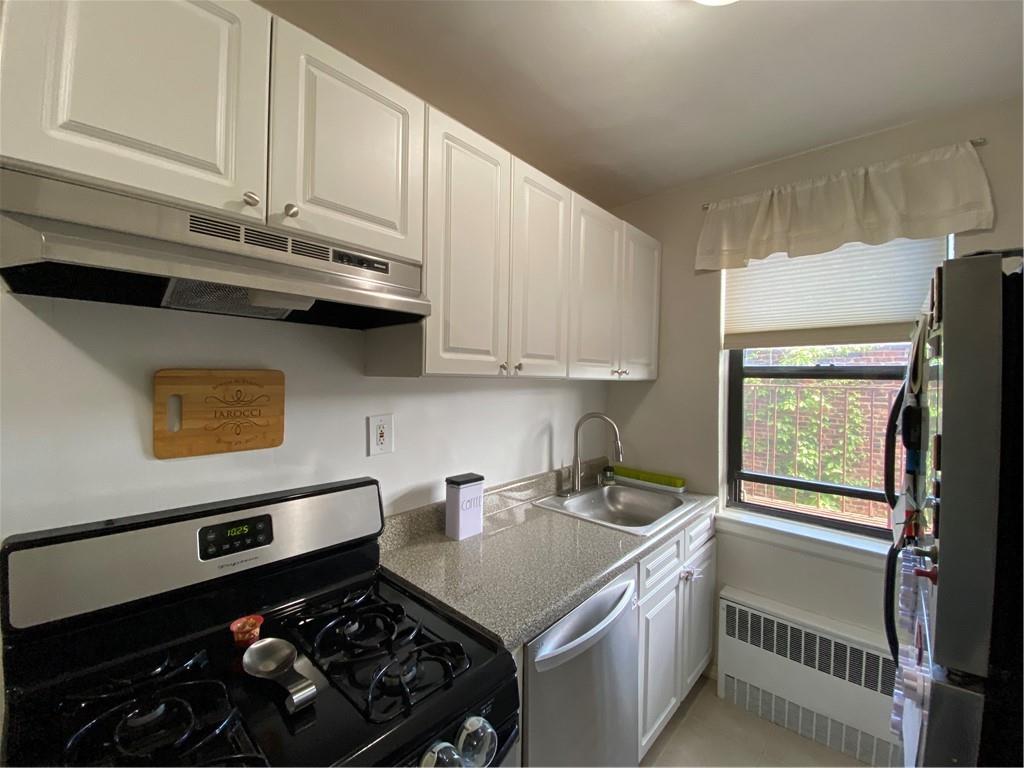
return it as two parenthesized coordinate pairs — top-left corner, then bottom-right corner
(638, 535), (717, 761)
(683, 539), (717, 692)
(639, 569), (684, 755)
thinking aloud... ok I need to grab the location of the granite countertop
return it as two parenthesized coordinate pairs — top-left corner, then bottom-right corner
(381, 493), (716, 649)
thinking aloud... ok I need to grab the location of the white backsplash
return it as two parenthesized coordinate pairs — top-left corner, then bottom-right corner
(0, 290), (609, 537)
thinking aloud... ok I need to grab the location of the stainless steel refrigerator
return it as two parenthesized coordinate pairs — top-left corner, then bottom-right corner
(883, 250), (1021, 767)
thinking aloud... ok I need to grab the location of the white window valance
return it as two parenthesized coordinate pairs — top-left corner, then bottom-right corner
(696, 141), (993, 270)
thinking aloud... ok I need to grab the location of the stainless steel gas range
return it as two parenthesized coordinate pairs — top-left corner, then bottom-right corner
(0, 478), (519, 767)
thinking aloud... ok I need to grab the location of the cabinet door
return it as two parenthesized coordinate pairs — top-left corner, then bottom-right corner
(568, 195), (622, 379)
(508, 159), (571, 378)
(621, 224), (662, 380)
(0, 0), (270, 220)
(268, 19), (425, 261)
(682, 539), (717, 695)
(424, 109), (511, 375)
(638, 575), (683, 758)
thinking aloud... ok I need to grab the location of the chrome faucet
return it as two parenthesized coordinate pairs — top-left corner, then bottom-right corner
(565, 413), (624, 496)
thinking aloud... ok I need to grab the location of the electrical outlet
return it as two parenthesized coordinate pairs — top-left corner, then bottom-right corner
(367, 414), (394, 456)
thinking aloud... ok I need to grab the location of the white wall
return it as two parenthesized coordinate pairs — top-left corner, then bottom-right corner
(0, 292), (608, 537)
(608, 97), (1022, 632)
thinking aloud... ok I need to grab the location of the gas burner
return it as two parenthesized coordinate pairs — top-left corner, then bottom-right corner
(113, 697), (195, 758)
(60, 649), (209, 712)
(379, 655), (419, 693)
(286, 585), (471, 724)
(341, 640), (470, 723)
(62, 678), (268, 767)
(312, 603), (406, 658)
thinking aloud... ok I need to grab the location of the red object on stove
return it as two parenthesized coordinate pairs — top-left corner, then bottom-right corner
(230, 614), (264, 648)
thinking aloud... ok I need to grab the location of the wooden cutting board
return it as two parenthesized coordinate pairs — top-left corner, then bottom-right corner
(153, 369), (285, 459)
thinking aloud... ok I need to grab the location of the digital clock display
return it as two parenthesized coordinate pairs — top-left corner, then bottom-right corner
(198, 514), (273, 561)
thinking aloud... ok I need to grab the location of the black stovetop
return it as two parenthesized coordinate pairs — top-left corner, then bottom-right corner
(2, 569), (517, 767)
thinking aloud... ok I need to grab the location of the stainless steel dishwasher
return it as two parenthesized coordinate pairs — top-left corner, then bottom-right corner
(524, 566), (639, 766)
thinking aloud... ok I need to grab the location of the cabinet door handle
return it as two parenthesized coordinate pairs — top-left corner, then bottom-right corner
(499, 362), (509, 375)
(621, 369), (631, 376)
(513, 362), (523, 375)
(242, 191), (261, 207)
(284, 203), (300, 218)
(611, 369), (622, 376)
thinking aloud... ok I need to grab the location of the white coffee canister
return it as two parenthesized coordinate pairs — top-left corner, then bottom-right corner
(445, 473), (484, 540)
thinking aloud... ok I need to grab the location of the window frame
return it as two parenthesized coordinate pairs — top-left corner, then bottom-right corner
(726, 349), (902, 540)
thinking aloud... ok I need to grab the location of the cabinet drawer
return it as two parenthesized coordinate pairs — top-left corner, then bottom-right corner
(638, 533), (683, 598)
(683, 508), (714, 560)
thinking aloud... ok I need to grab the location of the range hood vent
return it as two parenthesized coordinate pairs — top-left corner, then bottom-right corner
(162, 279), (292, 320)
(0, 170), (430, 330)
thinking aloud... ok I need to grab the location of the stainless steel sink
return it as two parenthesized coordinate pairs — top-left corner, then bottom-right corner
(535, 484), (689, 536)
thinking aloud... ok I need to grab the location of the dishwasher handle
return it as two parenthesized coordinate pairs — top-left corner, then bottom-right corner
(533, 578), (636, 673)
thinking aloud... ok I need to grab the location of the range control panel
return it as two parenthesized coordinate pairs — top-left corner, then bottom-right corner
(198, 514), (273, 560)
(333, 249), (390, 274)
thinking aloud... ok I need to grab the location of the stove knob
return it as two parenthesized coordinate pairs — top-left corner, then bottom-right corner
(455, 716), (498, 767)
(420, 741), (465, 767)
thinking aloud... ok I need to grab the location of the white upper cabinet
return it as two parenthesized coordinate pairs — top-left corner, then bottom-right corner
(621, 224), (662, 379)
(568, 195), (623, 379)
(268, 19), (425, 262)
(567, 198), (661, 381)
(509, 159), (571, 378)
(0, 0), (271, 220)
(423, 109), (511, 375)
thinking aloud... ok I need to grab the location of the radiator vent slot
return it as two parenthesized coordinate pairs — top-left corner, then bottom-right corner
(818, 637), (832, 674)
(243, 228), (288, 252)
(725, 604), (737, 637)
(789, 626), (803, 662)
(880, 657), (897, 697)
(848, 647), (864, 686)
(774, 621), (788, 659)
(864, 652), (881, 692)
(833, 642), (848, 680)
(762, 617), (775, 653)
(803, 631), (817, 668)
(291, 239), (330, 260)
(188, 215), (241, 242)
(723, 674), (902, 767)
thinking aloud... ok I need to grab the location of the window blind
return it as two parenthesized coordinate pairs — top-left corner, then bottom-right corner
(723, 237), (947, 349)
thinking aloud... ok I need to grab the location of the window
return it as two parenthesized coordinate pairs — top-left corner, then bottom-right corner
(727, 343), (910, 536)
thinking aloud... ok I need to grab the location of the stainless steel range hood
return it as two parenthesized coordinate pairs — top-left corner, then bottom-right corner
(0, 170), (430, 329)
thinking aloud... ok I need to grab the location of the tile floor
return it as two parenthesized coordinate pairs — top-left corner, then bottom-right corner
(642, 677), (861, 767)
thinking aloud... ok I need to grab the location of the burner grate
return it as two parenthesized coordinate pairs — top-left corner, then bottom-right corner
(58, 655), (268, 767)
(286, 583), (471, 723)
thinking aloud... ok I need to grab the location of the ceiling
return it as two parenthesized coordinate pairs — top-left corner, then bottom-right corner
(259, 0), (1023, 209)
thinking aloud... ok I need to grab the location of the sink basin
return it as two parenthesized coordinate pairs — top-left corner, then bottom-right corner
(535, 485), (688, 536)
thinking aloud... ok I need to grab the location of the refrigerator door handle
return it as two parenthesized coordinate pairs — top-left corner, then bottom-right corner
(884, 380), (906, 513)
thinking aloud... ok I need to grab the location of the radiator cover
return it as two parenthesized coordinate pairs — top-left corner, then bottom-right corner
(717, 587), (902, 767)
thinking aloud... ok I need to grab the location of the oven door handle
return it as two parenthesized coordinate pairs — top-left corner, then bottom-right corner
(533, 579), (635, 673)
